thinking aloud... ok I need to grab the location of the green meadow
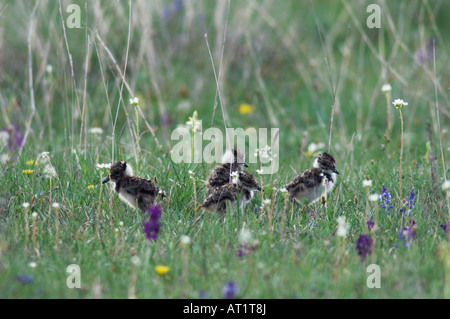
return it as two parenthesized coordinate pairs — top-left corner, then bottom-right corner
(0, 0), (450, 298)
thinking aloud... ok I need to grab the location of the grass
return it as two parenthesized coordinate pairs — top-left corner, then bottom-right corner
(0, 0), (449, 298)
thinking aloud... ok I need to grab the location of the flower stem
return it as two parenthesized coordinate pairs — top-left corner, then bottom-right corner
(385, 93), (391, 140)
(399, 109), (404, 200)
(135, 107), (140, 175)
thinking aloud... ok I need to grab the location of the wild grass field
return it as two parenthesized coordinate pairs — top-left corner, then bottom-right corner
(0, 0), (450, 299)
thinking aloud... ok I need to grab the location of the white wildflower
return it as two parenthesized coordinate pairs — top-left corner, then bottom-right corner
(307, 142), (325, 155)
(392, 99), (408, 109)
(186, 111), (202, 133)
(22, 202), (30, 208)
(31, 212), (38, 219)
(262, 198), (271, 208)
(38, 152), (50, 162)
(29, 262), (38, 268)
(88, 127), (104, 135)
(368, 194), (379, 202)
(381, 84), (392, 93)
(443, 180), (450, 192)
(362, 180), (372, 188)
(256, 169), (263, 175)
(130, 97), (139, 106)
(279, 187), (288, 194)
(180, 235), (191, 245)
(257, 145), (272, 160)
(230, 171), (239, 184)
(52, 202), (60, 209)
(96, 163), (111, 170)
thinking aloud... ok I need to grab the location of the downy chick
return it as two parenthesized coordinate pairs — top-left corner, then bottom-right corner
(285, 152), (339, 205)
(102, 161), (165, 212)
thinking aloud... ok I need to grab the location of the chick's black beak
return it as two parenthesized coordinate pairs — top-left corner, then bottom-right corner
(102, 176), (110, 184)
(333, 168), (340, 175)
(243, 163), (249, 168)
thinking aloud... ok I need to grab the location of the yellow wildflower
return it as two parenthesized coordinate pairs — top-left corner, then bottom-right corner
(22, 170), (34, 175)
(155, 265), (170, 276)
(26, 160), (37, 166)
(87, 185), (95, 190)
(239, 103), (254, 115)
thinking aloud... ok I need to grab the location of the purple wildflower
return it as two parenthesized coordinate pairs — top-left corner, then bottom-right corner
(355, 234), (373, 262)
(380, 185), (393, 214)
(236, 244), (251, 259)
(161, 0), (184, 22)
(199, 290), (209, 299)
(367, 216), (374, 231)
(2, 124), (23, 151)
(161, 7), (173, 21)
(222, 280), (239, 299)
(173, 0), (184, 11)
(143, 205), (162, 242)
(440, 221), (450, 235)
(400, 189), (415, 216)
(160, 113), (171, 127)
(16, 275), (33, 284)
(397, 226), (414, 248)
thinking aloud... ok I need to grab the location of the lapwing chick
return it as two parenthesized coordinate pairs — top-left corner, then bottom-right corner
(202, 170), (261, 213)
(201, 183), (241, 212)
(285, 152), (339, 206)
(102, 161), (165, 212)
(206, 148), (248, 193)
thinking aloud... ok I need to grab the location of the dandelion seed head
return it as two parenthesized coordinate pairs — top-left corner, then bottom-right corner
(43, 165), (57, 179)
(336, 216), (349, 238)
(130, 256), (141, 266)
